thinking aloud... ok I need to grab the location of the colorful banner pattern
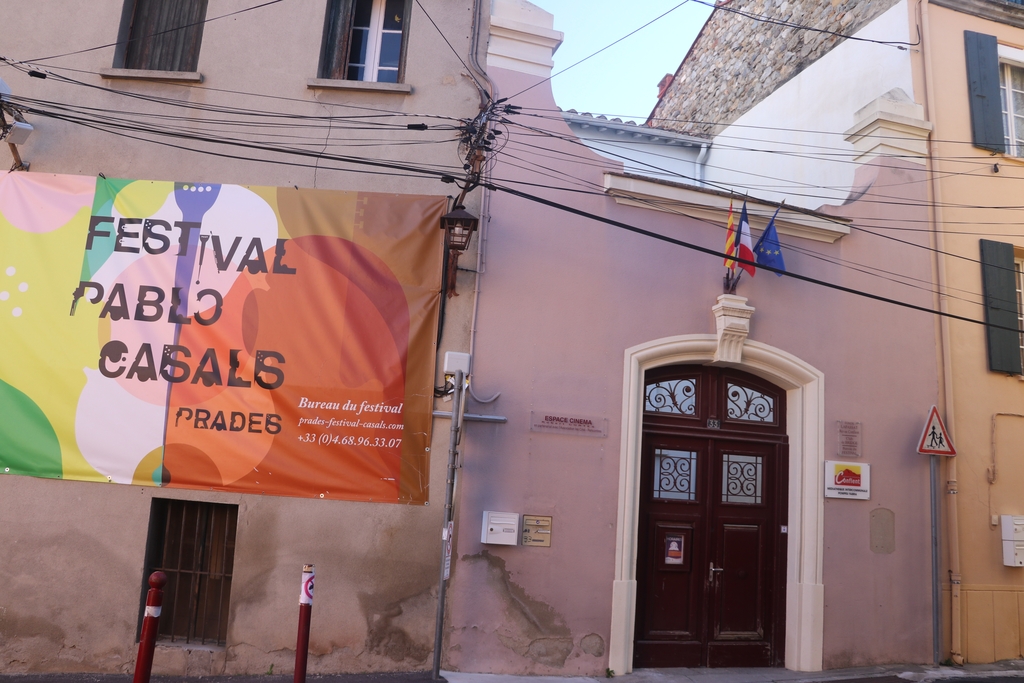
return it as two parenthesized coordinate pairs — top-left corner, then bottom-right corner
(0, 172), (443, 503)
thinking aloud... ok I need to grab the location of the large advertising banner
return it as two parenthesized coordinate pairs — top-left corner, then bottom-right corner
(0, 172), (443, 504)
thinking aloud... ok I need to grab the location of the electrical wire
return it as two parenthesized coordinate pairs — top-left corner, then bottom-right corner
(486, 180), (1020, 335)
(687, 0), (920, 49)
(496, 116), (1024, 277)
(412, 0), (490, 101)
(0, 57), (465, 126)
(507, 1), (693, 100)
(6, 73), (1019, 326)
(486, 118), (1023, 309)
(26, 0), (289, 63)
(488, 147), (995, 310)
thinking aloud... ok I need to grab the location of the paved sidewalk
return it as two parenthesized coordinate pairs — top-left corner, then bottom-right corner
(1, 661), (1023, 683)
(442, 659), (1024, 683)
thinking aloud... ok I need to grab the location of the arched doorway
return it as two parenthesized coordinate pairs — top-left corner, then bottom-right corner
(633, 365), (788, 668)
(608, 335), (825, 674)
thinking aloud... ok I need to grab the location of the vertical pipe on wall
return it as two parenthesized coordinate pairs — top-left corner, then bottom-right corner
(432, 369), (464, 680)
(695, 143), (709, 187)
(918, 0), (964, 664)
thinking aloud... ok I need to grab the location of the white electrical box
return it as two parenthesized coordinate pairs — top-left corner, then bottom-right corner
(444, 352), (471, 375)
(1001, 515), (1024, 567)
(481, 511), (520, 545)
(5, 121), (33, 146)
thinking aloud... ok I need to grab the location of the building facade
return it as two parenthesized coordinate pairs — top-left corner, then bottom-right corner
(918, 0), (1024, 664)
(3, 0), (1022, 676)
(0, 0), (486, 675)
(436, 0), (940, 674)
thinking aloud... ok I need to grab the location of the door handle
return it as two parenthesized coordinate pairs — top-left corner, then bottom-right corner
(709, 562), (724, 583)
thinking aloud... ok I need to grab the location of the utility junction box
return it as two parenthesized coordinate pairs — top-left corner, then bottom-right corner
(481, 510), (519, 545)
(1001, 515), (1024, 567)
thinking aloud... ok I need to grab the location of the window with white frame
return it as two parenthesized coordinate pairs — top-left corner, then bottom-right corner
(1000, 62), (1024, 157)
(319, 0), (409, 83)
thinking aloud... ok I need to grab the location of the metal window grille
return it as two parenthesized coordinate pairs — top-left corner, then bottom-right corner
(653, 449), (698, 501)
(141, 499), (238, 646)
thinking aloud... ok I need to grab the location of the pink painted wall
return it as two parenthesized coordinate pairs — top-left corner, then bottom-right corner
(444, 66), (939, 673)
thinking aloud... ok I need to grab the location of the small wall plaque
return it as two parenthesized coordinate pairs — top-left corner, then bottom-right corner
(837, 420), (862, 458)
(530, 411), (607, 438)
(522, 515), (552, 547)
(824, 460), (871, 500)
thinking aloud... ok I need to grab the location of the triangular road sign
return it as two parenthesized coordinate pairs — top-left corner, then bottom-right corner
(917, 405), (956, 456)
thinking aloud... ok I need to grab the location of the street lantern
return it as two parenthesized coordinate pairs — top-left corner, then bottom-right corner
(440, 206), (478, 252)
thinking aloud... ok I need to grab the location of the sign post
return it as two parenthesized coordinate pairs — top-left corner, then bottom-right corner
(916, 405), (956, 457)
(917, 405), (955, 664)
(294, 564), (314, 683)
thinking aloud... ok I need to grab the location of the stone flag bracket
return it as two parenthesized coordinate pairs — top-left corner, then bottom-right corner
(712, 293), (755, 364)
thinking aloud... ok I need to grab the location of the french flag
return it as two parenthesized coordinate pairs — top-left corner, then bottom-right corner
(735, 202), (756, 276)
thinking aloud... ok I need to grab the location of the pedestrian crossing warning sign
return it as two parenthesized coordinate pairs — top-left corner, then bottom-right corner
(917, 406), (956, 456)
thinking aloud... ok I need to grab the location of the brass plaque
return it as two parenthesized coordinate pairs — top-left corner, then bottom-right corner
(522, 515), (552, 547)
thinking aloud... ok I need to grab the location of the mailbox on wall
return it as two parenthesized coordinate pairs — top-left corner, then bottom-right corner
(1001, 515), (1024, 567)
(481, 511), (520, 545)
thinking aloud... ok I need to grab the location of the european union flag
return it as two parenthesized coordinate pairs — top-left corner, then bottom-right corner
(753, 207), (786, 276)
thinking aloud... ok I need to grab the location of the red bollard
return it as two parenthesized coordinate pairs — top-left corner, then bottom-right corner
(133, 571), (167, 683)
(294, 564), (315, 683)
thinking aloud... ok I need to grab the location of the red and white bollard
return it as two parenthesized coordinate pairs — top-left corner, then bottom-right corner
(294, 564), (314, 683)
(133, 571), (167, 683)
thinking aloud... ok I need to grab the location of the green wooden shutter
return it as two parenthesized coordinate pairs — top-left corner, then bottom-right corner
(319, 0), (355, 79)
(964, 31), (1005, 154)
(124, 0), (208, 72)
(980, 239), (1022, 374)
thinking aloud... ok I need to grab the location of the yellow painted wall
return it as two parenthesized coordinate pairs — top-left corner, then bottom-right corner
(920, 1), (1024, 663)
(962, 589), (1024, 662)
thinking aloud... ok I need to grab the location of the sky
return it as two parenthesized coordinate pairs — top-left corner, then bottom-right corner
(526, 0), (714, 123)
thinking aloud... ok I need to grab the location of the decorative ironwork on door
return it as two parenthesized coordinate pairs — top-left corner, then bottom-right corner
(653, 449), (698, 501)
(722, 454), (763, 505)
(646, 378), (697, 415)
(726, 383), (775, 423)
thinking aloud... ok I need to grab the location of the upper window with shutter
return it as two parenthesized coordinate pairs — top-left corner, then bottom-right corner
(319, 0), (411, 82)
(1000, 58), (1024, 157)
(980, 239), (1023, 375)
(964, 30), (1024, 157)
(113, 0), (208, 73)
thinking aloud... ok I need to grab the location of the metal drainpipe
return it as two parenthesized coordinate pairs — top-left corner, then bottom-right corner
(432, 369), (464, 680)
(467, 0), (500, 403)
(429, 5), (498, 677)
(919, 0), (964, 664)
(695, 143), (709, 187)
(469, 0), (496, 105)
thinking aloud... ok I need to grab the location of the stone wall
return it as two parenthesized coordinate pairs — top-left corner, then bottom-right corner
(651, 0), (902, 136)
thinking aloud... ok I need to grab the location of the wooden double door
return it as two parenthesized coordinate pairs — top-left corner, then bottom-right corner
(634, 366), (788, 668)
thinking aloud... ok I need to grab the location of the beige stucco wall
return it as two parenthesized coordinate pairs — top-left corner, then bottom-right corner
(0, 0), (484, 674)
(916, 0), (1024, 663)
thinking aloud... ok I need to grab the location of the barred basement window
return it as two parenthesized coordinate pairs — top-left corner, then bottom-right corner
(140, 499), (237, 646)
